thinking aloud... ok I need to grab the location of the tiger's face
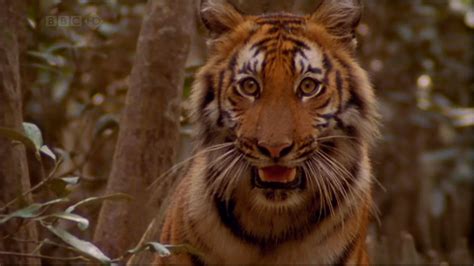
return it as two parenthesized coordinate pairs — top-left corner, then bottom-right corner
(192, 1), (378, 211)
(230, 23), (341, 191)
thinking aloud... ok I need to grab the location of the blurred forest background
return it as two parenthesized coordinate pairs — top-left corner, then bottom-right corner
(0, 0), (472, 265)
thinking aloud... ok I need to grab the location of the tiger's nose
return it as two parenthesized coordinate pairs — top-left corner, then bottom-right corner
(256, 141), (294, 159)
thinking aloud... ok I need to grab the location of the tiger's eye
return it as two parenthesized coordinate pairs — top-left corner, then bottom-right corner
(239, 78), (259, 96)
(298, 78), (323, 97)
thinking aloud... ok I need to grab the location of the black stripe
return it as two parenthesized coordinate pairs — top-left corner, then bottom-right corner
(281, 36), (310, 50)
(345, 77), (367, 116)
(243, 62), (252, 73)
(190, 254), (205, 266)
(307, 196), (332, 227)
(299, 60), (305, 74)
(252, 60), (258, 73)
(298, 138), (314, 151)
(215, 196), (259, 243)
(260, 60), (268, 79)
(322, 53), (333, 84)
(228, 53), (237, 71)
(318, 112), (336, 120)
(251, 37), (275, 50)
(242, 28), (258, 45)
(320, 140), (336, 155)
(220, 110), (232, 126)
(331, 55), (368, 117)
(263, 47), (277, 56)
(266, 26), (279, 34)
(214, 192), (336, 249)
(349, 157), (361, 180)
(323, 52), (333, 71)
(316, 97), (331, 110)
(335, 70), (344, 110)
(295, 49), (308, 59)
(346, 89), (364, 111)
(307, 65), (322, 74)
(200, 74), (215, 112)
(282, 26), (304, 33)
(282, 48), (294, 56)
(335, 118), (361, 141)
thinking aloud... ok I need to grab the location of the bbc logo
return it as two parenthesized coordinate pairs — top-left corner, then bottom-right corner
(44, 14), (102, 29)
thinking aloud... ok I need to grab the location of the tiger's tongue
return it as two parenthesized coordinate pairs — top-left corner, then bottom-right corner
(258, 166), (297, 183)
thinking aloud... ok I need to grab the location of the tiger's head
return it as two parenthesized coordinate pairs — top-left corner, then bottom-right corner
(191, 0), (379, 211)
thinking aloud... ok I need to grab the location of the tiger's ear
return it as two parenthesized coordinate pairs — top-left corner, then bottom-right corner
(200, 0), (245, 37)
(310, 0), (362, 48)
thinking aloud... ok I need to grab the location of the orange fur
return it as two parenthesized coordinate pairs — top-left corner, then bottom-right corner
(154, 0), (379, 264)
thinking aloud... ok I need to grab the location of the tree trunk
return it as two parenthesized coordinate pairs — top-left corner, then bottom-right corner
(93, 0), (193, 257)
(0, 1), (40, 265)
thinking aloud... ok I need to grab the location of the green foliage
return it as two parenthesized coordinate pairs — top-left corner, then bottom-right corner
(41, 212), (89, 230)
(45, 225), (111, 263)
(0, 122), (56, 161)
(0, 122), (197, 264)
(126, 242), (204, 259)
(0, 198), (69, 224)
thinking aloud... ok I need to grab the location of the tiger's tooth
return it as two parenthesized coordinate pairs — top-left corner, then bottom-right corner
(258, 168), (266, 180)
(287, 168), (297, 182)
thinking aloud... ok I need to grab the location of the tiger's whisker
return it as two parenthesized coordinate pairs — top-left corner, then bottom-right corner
(148, 142), (235, 189)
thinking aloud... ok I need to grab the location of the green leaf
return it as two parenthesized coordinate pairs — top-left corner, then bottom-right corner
(0, 198), (69, 224)
(126, 242), (170, 257)
(126, 242), (204, 259)
(22, 122), (43, 151)
(164, 244), (204, 258)
(27, 51), (66, 67)
(148, 242), (172, 257)
(40, 145), (56, 161)
(45, 224), (111, 263)
(38, 212), (89, 230)
(65, 193), (132, 214)
(60, 176), (80, 185)
(0, 126), (36, 150)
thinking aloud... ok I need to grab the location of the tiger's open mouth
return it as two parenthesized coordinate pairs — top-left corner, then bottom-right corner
(252, 166), (304, 189)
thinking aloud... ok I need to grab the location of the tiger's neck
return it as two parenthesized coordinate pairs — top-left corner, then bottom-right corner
(182, 145), (373, 264)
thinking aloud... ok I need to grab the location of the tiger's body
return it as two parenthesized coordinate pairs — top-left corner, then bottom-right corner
(155, 0), (379, 264)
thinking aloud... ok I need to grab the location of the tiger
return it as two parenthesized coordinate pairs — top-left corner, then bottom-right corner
(155, 0), (379, 264)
